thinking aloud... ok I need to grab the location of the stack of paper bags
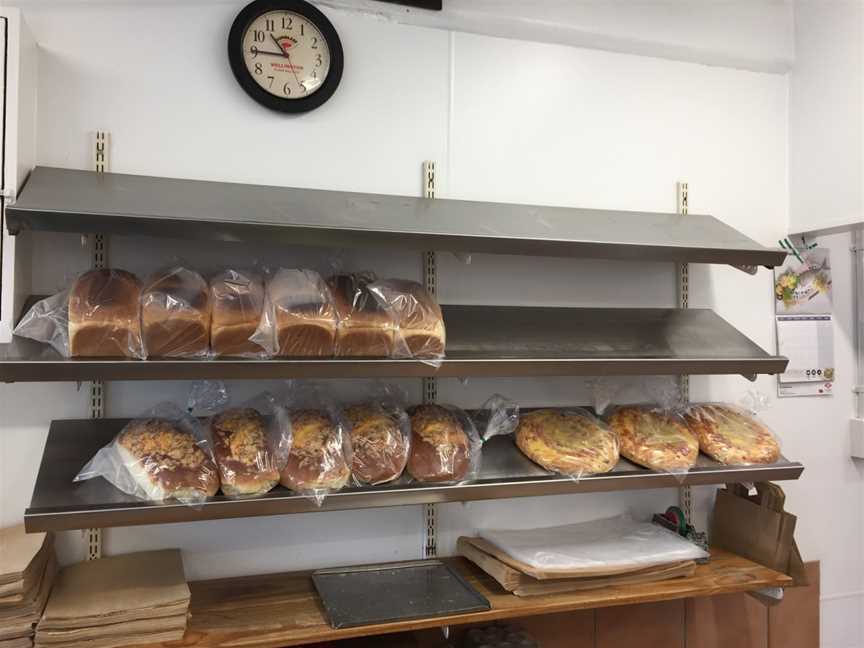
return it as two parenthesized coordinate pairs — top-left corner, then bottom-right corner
(458, 514), (708, 597)
(0, 526), (56, 648)
(35, 550), (189, 648)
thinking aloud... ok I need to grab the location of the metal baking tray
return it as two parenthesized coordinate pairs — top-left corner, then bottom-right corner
(312, 560), (490, 629)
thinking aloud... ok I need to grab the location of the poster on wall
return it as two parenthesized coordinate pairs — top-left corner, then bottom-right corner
(773, 246), (834, 397)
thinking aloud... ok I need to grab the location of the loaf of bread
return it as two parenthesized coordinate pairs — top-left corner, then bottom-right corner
(368, 279), (445, 358)
(344, 403), (409, 484)
(515, 409), (619, 476)
(268, 269), (337, 357)
(328, 273), (395, 357)
(279, 409), (350, 492)
(141, 267), (210, 358)
(406, 404), (472, 483)
(115, 418), (220, 501)
(211, 408), (280, 497)
(683, 404), (780, 465)
(606, 406), (698, 472)
(68, 269), (144, 358)
(210, 270), (265, 357)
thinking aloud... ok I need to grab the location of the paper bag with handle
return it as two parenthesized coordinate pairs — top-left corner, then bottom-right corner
(711, 482), (807, 597)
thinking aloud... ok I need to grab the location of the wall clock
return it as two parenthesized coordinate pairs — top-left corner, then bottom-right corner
(228, 0), (344, 113)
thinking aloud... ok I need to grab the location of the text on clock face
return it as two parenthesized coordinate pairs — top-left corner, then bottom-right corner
(242, 10), (331, 98)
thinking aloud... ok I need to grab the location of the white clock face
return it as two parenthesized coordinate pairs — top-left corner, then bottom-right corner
(242, 10), (331, 99)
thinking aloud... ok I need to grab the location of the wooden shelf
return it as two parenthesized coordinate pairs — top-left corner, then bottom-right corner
(132, 550), (791, 648)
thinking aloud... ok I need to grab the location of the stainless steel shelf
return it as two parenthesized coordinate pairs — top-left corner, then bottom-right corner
(0, 305), (787, 382)
(7, 167), (787, 266)
(25, 418), (804, 532)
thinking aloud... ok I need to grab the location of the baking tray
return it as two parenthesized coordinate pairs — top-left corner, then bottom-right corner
(312, 559), (491, 629)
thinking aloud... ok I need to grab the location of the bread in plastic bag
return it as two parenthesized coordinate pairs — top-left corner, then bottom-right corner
(74, 403), (219, 504)
(479, 513), (708, 575)
(209, 269), (267, 358)
(514, 408), (619, 478)
(13, 289), (71, 356)
(210, 395), (291, 498)
(141, 266), (211, 358)
(343, 385), (411, 486)
(606, 405), (698, 473)
(327, 272), (396, 357)
(406, 403), (481, 483)
(278, 383), (351, 504)
(256, 268), (337, 357)
(367, 279), (445, 361)
(682, 403), (780, 465)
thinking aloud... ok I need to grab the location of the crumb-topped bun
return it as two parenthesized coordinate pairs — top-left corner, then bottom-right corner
(344, 403), (408, 484)
(406, 404), (470, 483)
(683, 404), (780, 465)
(279, 409), (350, 492)
(116, 419), (219, 500)
(606, 406), (698, 472)
(68, 269), (144, 358)
(515, 409), (619, 476)
(211, 408), (280, 497)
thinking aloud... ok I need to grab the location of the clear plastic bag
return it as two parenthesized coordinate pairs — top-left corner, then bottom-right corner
(13, 289), (70, 356)
(327, 272), (396, 357)
(605, 405), (698, 475)
(514, 408), (619, 479)
(209, 269), (267, 358)
(479, 513), (708, 575)
(278, 382), (352, 505)
(682, 402), (781, 465)
(367, 279), (445, 363)
(209, 393), (292, 498)
(475, 393), (520, 442)
(343, 384), (411, 486)
(141, 266), (211, 358)
(16, 269), (145, 358)
(406, 403), (481, 484)
(254, 268), (337, 357)
(74, 403), (219, 505)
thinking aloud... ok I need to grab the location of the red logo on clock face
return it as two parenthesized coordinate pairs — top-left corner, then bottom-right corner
(278, 36), (297, 52)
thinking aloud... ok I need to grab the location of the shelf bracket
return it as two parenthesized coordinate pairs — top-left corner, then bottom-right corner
(85, 130), (110, 561)
(422, 160), (438, 559)
(677, 181), (693, 524)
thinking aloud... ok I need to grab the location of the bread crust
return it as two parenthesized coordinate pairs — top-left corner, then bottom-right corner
(328, 274), (395, 357)
(606, 406), (698, 472)
(269, 269), (337, 357)
(279, 410), (350, 491)
(344, 404), (408, 484)
(683, 404), (780, 465)
(210, 271), (265, 357)
(117, 419), (219, 500)
(142, 268), (211, 357)
(406, 404), (470, 483)
(68, 269), (143, 358)
(369, 279), (445, 358)
(515, 409), (619, 475)
(211, 408), (279, 497)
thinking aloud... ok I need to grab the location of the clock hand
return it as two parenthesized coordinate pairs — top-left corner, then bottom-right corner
(270, 33), (288, 57)
(285, 52), (306, 91)
(251, 49), (289, 58)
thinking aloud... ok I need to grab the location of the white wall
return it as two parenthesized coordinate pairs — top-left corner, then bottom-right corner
(3, 1), (852, 644)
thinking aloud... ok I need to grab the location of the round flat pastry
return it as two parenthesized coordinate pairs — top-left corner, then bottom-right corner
(606, 406), (698, 472)
(683, 404), (780, 465)
(515, 409), (619, 476)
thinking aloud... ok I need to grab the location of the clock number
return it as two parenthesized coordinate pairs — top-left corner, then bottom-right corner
(265, 18), (275, 31)
(267, 75), (275, 89)
(316, 53), (322, 67)
(311, 70), (317, 80)
(250, 45), (259, 58)
(311, 36), (318, 49)
(282, 15), (293, 29)
(300, 23), (305, 36)
(254, 62), (263, 75)
(253, 30), (265, 42)
(283, 83), (292, 95)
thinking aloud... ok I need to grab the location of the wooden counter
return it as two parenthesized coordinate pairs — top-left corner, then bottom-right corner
(149, 550), (790, 648)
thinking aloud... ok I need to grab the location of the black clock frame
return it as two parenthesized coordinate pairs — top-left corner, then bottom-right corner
(228, 0), (344, 113)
